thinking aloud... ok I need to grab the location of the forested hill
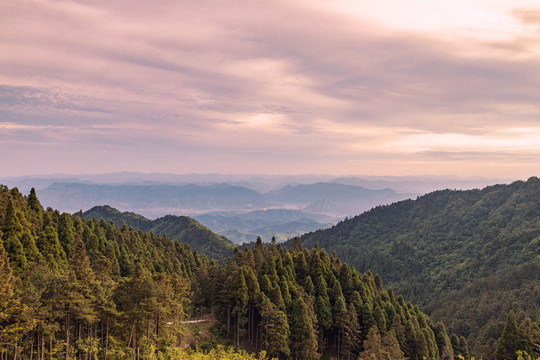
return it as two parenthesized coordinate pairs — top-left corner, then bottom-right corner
(295, 177), (540, 356)
(1, 184), (538, 360)
(82, 205), (235, 262)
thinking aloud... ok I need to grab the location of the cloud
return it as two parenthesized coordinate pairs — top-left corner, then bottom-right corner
(1, 0), (539, 177)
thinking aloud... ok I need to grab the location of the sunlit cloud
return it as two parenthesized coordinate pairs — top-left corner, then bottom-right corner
(1, 0), (539, 177)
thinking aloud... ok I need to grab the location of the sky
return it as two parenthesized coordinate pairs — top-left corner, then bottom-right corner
(1, 0), (540, 178)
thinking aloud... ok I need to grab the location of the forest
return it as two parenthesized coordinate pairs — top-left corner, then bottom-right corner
(297, 178), (540, 357)
(0, 184), (539, 359)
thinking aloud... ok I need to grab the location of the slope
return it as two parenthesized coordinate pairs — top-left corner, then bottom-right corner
(82, 205), (235, 261)
(39, 182), (265, 213)
(264, 182), (413, 216)
(295, 177), (540, 357)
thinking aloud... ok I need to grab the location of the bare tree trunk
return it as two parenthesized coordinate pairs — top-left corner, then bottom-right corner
(104, 317), (109, 360)
(226, 306), (231, 339)
(49, 336), (52, 360)
(155, 315), (159, 351)
(85, 323), (89, 360)
(78, 322), (82, 360)
(236, 313), (240, 347)
(30, 332), (34, 360)
(13, 343), (17, 360)
(255, 323), (258, 350)
(128, 321), (136, 349)
(65, 312), (70, 360)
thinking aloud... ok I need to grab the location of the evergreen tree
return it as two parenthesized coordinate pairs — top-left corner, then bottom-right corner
(26, 188), (41, 213)
(314, 275), (332, 334)
(342, 302), (361, 360)
(434, 321), (453, 360)
(518, 317), (540, 358)
(4, 235), (27, 275)
(291, 297), (318, 359)
(2, 199), (23, 239)
(37, 223), (67, 270)
(57, 213), (75, 259)
(232, 269), (249, 346)
(0, 238), (31, 353)
(382, 331), (404, 360)
(359, 326), (384, 360)
(260, 298), (290, 359)
(494, 310), (520, 360)
(458, 335), (470, 360)
(19, 231), (41, 263)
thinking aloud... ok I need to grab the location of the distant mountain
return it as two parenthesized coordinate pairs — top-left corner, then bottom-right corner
(250, 218), (332, 240)
(194, 209), (336, 243)
(218, 229), (261, 244)
(40, 183), (264, 213)
(37, 181), (416, 243)
(330, 175), (510, 194)
(83, 205), (152, 230)
(82, 205), (235, 261)
(292, 177), (540, 356)
(264, 182), (413, 216)
(195, 209), (335, 232)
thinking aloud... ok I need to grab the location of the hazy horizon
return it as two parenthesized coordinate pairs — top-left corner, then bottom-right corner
(2, 0), (539, 178)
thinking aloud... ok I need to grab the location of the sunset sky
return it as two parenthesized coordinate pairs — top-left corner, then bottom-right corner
(1, 0), (540, 178)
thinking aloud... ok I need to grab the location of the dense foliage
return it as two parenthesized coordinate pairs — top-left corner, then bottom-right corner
(83, 205), (235, 262)
(0, 186), (201, 359)
(296, 177), (540, 357)
(1, 184), (538, 360)
(196, 237), (464, 360)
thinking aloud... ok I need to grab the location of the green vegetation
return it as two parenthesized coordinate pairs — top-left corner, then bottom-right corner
(83, 205), (235, 262)
(296, 177), (540, 357)
(0, 186), (200, 359)
(195, 238), (462, 360)
(1, 184), (538, 359)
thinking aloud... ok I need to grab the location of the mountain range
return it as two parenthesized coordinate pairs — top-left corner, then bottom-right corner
(290, 177), (540, 357)
(82, 205), (235, 261)
(35, 180), (413, 243)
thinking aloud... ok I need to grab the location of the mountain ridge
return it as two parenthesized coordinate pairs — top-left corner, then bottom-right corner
(292, 177), (540, 356)
(82, 205), (235, 261)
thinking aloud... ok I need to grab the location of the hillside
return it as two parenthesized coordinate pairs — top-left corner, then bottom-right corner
(82, 205), (235, 261)
(1, 184), (538, 359)
(195, 209), (336, 243)
(39, 182), (265, 213)
(0, 184), (463, 359)
(295, 177), (540, 357)
(264, 182), (413, 216)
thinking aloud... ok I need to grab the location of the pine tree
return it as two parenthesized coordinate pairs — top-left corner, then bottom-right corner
(342, 302), (361, 360)
(458, 335), (470, 360)
(291, 297), (318, 359)
(57, 213), (75, 259)
(37, 224), (67, 270)
(259, 297), (290, 359)
(3, 199), (23, 239)
(0, 237), (32, 353)
(314, 275), (332, 334)
(232, 269), (249, 346)
(382, 331), (404, 360)
(5, 235), (27, 275)
(434, 321), (453, 360)
(518, 317), (540, 358)
(359, 326), (384, 360)
(27, 188), (41, 213)
(333, 295), (347, 358)
(20, 231), (41, 263)
(494, 310), (520, 360)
